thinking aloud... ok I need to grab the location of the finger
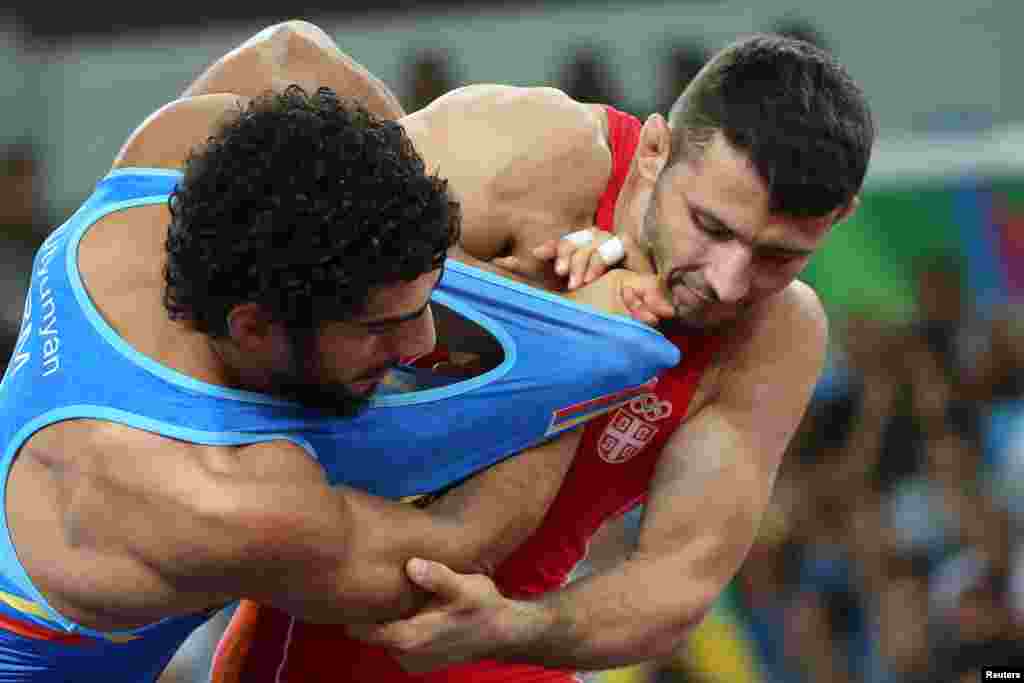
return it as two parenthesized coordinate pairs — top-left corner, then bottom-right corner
(495, 255), (554, 285)
(629, 295), (666, 324)
(346, 608), (446, 648)
(554, 239), (579, 276)
(531, 239), (558, 260)
(622, 283), (637, 310)
(351, 620), (419, 649)
(582, 250), (608, 286)
(568, 247), (595, 290)
(620, 234), (655, 274)
(639, 287), (676, 319)
(629, 307), (658, 325)
(596, 236), (625, 267)
(561, 229), (594, 247)
(622, 286), (657, 325)
(490, 255), (528, 276)
(643, 288), (675, 321)
(406, 558), (468, 602)
(346, 622), (392, 645)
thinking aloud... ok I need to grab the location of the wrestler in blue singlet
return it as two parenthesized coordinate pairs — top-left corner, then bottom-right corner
(0, 168), (679, 681)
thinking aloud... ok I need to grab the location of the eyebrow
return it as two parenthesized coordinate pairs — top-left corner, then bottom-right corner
(691, 206), (815, 256)
(355, 266), (445, 329)
(356, 300), (432, 329)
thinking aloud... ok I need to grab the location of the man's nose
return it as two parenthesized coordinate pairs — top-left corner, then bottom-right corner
(394, 306), (436, 361)
(706, 243), (752, 304)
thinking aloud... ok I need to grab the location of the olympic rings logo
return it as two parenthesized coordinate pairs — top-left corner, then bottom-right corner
(627, 394), (672, 422)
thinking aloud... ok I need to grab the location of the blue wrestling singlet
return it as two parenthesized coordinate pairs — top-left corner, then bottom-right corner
(0, 168), (680, 681)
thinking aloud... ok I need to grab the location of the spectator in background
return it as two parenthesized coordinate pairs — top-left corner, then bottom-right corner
(884, 335), (975, 562)
(556, 42), (625, 111)
(0, 141), (46, 368)
(734, 489), (804, 683)
(0, 142), (44, 232)
(654, 40), (709, 117)
(912, 256), (969, 378)
(0, 327), (16, 376)
(970, 311), (1024, 404)
(400, 47), (460, 113)
(969, 309), (1024, 489)
(747, 288), (1023, 683)
(769, 16), (830, 51)
(927, 504), (1023, 681)
(910, 254), (1024, 518)
(872, 551), (934, 683)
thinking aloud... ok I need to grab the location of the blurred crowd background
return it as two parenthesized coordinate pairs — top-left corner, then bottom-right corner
(0, 0), (1020, 681)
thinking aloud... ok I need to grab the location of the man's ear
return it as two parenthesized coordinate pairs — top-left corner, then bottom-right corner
(835, 195), (861, 224)
(635, 114), (671, 183)
(226, 303), (279, 353)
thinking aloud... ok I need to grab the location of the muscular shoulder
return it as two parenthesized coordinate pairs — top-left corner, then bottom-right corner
(13, 420), (324, 627)
(757, 280), (828, 349)
(413, 84), (605, 138)
(28, 420), (322, 511)
(717, 281), (828, 406)
(113, 93), (250, 171)
(408, 85), (612, 210)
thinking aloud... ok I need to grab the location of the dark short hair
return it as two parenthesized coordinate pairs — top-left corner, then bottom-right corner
(164, 85), (460, 336)
(668, 34), (875, 217)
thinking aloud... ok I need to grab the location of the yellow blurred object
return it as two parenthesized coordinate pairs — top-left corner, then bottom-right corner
(597, 664), (655, 683)
(673, 600), (764, 683)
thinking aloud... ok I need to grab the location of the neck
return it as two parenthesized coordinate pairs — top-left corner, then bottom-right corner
(611, 159), (648, 247)
(207, 337), (273, 393)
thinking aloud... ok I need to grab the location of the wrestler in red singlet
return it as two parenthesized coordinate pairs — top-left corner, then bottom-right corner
(210, 106), (724, 683)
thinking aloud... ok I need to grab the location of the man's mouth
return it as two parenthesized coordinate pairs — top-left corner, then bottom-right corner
(350, 375), (386, 395)
(670, 278), (712, 309)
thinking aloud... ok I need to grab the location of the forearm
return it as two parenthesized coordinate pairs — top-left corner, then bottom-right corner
(318, 487), (473, 623)
(425, 430), (581, 574)
(293, 434), (581, 623)
(214, 482), (476, 625)
(493, 555), (716, 670)
(142, 477), (503, 625)
(182, 20), (405, 120)
(489, 468), (761, 669)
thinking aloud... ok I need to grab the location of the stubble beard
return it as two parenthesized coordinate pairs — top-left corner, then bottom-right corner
(270, 329), (373, 419)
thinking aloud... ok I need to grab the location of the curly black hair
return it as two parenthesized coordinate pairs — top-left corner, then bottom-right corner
(165, 85), (460, 336)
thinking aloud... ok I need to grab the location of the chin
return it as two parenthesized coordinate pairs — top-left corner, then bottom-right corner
(700, 310), (738, 328)
(349, 383), (380, 398)
(673, 308), (739, 332)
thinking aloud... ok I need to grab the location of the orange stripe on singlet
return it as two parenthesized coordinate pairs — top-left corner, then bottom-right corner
(0, 609), (92, 646)
(0, 592), (143, 645)
(210, 601), (263, 683)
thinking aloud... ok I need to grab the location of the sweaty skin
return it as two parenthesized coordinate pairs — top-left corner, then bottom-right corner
(5, 22), (666, 646)
(203, 22), (862, 676)
(345, 85), (844, 672)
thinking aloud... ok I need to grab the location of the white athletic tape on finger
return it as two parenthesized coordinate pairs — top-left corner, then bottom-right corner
(562, 229), (594, 246)
(597, 236), (625, 265)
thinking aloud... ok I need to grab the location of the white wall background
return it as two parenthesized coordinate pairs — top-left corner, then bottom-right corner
(0, 0), (1015, 212)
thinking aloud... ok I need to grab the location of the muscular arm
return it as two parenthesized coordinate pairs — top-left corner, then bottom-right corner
(181, 20), (405, 120)
(362, 283), (827, 669)
(231, 429), (582, 624)
(213, 272), (650, 625)
(407, 85), (610, 269)
(492, 284), (829, 668)
(106, 271), (647, 627)
(66, 425), (582, 627)
(92, 77), (652, 630)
